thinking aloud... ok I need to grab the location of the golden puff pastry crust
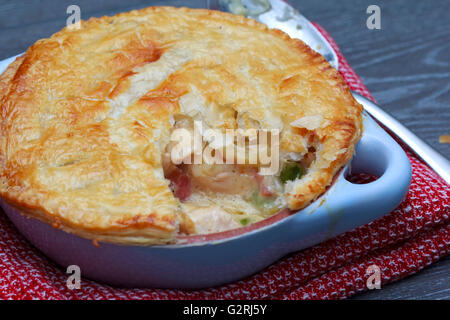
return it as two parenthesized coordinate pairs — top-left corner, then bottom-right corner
(0, 6), (362, 244)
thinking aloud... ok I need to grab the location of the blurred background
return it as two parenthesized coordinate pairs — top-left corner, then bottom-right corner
(0, 0), (448, 299)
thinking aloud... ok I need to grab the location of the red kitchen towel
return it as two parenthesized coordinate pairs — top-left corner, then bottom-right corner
(0, 24), (448, 300)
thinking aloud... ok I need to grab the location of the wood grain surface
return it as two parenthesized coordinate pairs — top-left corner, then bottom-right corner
(0, 0), (448, 300)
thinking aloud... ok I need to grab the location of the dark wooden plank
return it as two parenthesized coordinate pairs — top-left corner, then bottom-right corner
(0, 0), (209, 29)
(295, 0), (450, 160)
(0, 0), (209, 59)
(0, 0), (448, 300)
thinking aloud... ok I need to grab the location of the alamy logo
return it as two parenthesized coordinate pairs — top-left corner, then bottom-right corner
(169, 121), (280, 175)
(66, 5), (81, 30)
(366, 264), (382, 289)
(66, 265), (81, 290)
(366, 5), (381, 30)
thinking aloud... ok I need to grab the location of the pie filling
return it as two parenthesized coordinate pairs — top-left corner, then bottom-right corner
(162, 114), (318, 235)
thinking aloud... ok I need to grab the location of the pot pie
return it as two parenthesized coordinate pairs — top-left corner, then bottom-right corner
(0, 7), (362, 244)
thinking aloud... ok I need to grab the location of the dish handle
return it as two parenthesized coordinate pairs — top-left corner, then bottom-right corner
(321, 116), (412, 237)
(287, 114), (412, 249)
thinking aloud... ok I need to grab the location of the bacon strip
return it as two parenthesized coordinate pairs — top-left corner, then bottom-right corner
(255, 174), (274, 197)
(166, 167), (191, 201)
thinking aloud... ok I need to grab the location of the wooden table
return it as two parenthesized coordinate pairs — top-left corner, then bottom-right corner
(0, 0), (448, 300)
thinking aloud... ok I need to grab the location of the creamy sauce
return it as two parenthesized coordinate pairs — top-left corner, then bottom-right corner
(220, 0), (271, 16)
(183, 205), (240, 234)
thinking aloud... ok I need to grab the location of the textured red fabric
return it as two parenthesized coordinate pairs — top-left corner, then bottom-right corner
(0, 24), (448, 300)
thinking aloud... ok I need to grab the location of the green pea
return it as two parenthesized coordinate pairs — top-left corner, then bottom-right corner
(240, 218), (250, 226)
(251, 191), (270, 207)
(280, 163), (304, 183)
